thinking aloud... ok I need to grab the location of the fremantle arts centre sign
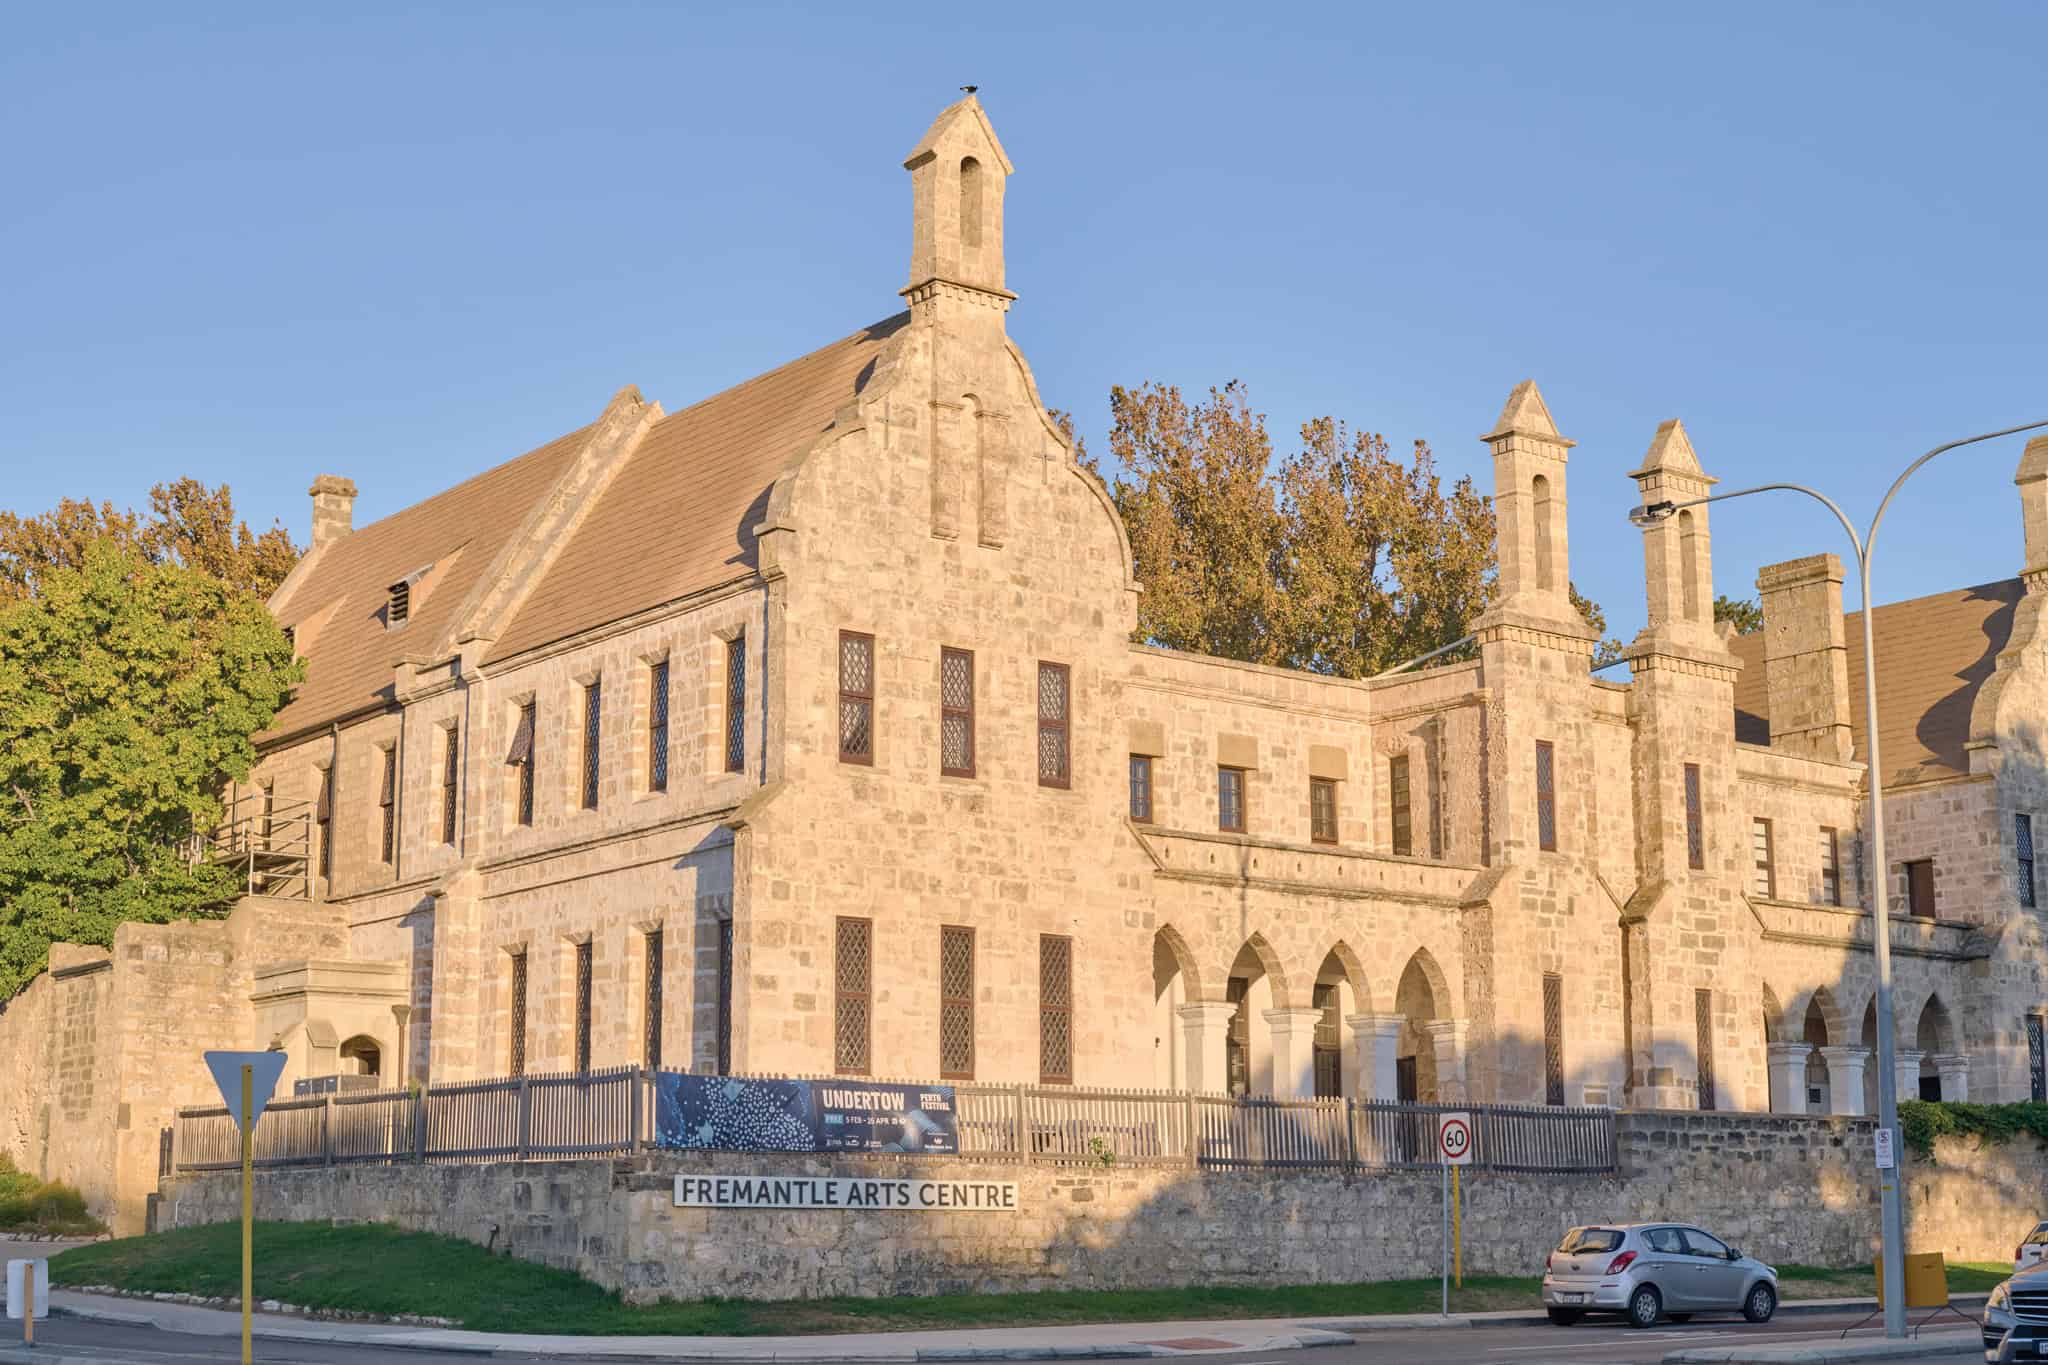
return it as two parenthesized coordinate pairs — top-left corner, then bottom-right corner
(674, 1175), (1019, 1211)
(653, 1075), (959, 1155)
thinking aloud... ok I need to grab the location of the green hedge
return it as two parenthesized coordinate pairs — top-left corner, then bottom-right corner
(1898, 1099), (2048, 1159)
(0, 1154), (102, 1235)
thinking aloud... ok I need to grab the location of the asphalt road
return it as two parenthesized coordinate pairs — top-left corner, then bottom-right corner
(0, 1311), (1988, 1365)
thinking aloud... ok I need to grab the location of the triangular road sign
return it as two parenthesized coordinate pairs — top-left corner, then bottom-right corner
(204, 1050), (290, 1131)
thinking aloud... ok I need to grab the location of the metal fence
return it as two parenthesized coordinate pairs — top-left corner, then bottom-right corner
(165, 1068), (1615, 1177)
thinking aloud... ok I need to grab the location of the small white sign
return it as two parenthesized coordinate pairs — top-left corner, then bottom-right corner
(204, 1050), (289, 1131)
(5, 1260), (47, 1321)
(675, 1175), (1019, 1212)
(1438, 1112), (1474, 1166)
(1874, 1126), (1897, 1170)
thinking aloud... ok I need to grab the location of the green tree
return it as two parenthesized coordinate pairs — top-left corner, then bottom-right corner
(0, 541), (302, 999)
(0, 479), (298, 602)
(1714, 593), (1765, 634)
(1571, 583), (1629, 667)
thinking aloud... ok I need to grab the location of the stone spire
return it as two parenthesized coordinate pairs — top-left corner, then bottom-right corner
(1629, 418), (1718, 641)
(902, 94), (1015, 313)
(1479, 380), (1580, 626)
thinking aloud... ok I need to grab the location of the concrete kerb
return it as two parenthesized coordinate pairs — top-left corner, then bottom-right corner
(1660, 1329), (1980, 1363)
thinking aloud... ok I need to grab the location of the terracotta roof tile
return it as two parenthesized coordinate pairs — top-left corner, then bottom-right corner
(1728, 578), (2022, 781)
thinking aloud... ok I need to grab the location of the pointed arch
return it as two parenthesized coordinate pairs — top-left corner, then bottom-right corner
(1916, 993), (1956, 1056)
(1315, 941), (1374, 1014)
(1152, 925), (1202, 1092)
(1793, 985), (1845, 1046)
(1532, 473), (1556, 592)
(1761, 984), (1785, 1044)
(959, 156), (984, 248)
(1228, 932), (1293, 1007)
(1151, 923), (1205, 1002)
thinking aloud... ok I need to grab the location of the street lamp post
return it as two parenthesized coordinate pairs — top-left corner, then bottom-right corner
(1629, 419), (2048, 1339)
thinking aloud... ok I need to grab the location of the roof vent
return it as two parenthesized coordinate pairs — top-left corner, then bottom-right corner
(385, 564), (432, 630)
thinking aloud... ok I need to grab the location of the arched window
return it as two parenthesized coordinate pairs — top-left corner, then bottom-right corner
(1532, 474), (1555, 592)
(1679, 509), (1702, 621)
(959, 157), (983, 249)
(339, 1035), (382, 1078)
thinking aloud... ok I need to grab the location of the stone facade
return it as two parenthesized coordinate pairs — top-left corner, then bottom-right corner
(155, 1114), (2043, 1301)
(9, 93), (2048, 1234)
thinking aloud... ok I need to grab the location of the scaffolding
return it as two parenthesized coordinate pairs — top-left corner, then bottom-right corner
(193, 789), (313, 900)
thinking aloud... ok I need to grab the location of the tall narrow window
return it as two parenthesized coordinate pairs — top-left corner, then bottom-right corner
(258, 781), (275, 850)
(835, 917), (872, 1075)
(1694, 988), (1716, 1111)
(1039, 934), (1073, 1084)
(378, 747), (396, 865)
(1128, 755), (1153, 822)
(939, 925), (975, 1080)
(571, 940), (593, 1073)
(2030, 1015), (2046, 1103)
(1906, 858), (1936, 918)
(716, 918), (734, 1076)
(1751, 818), (1776, 897)
(1389, 754), (1412, 856)
(1543, 971), (1565, 1106)
(440, 725), (460, 846)
(1534, 740), (1557, 852)
(1532, 474), (1554, 593)
(1426, 734), (1445, 859)
(1312, 982), (1342, 1098)
(316, 767), (333, 881)
(581, 680), (602, 810)
(1037, 662), (1070, 788)
(1217, 767), (1246, 833)
(839, 632), (874, 764)
(959, 157), (984, 248)
(724, 636), (746, 775)
(1820, 827), (1842, 906)
(508, 949), (528, 1077)
(1310, 777), (1338, 844)
(509, 702), (536, 827)
(643, 929), (664, 1071)
(1684, 764), (1703, 870)
(1679, 509), (1702, 622)
(2019, 814), (2037, 908)
(1225, 976), (1250, 1097)
(940, 647), (975, 777)
(648, 659), (670, 793)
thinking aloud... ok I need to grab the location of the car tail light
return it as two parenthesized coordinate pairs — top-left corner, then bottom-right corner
(1604, 1251), (1637, 1275)
(1545, 1252), (1554, 1272)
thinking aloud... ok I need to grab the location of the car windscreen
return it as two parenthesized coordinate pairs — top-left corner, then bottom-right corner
(2030, 1223), (2048, 1242)
(1557, 1227), (1624, 1253)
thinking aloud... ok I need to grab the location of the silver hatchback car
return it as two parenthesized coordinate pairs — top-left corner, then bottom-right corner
(1542, 1223), (1779, 1328)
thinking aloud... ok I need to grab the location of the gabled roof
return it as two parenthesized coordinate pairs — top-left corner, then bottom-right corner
(1729, 578), (2023, 782)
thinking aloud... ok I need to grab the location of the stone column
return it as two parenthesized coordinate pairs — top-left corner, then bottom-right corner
(1820, 1045), (1871, 1116)
(1936, 1052), (1971, 1102)
(1768, 1043), (1814, 1113)
(1263, 1008), (1323, 1100)
(1348, 1013), (1407, 1102)
(1424, 1019), (1470, 1103)
(1177, 1001), (1237, 1096)
(1892, 1049), (1925, 1106)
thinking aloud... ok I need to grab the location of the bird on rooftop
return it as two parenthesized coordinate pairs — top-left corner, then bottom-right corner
(960, 85), (978, 94)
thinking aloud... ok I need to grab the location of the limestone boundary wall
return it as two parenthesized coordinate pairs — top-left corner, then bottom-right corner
(157, 1111), (2041, 1303)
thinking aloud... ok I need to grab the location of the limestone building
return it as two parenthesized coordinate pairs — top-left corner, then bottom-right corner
(7, 94), (2048, 1230)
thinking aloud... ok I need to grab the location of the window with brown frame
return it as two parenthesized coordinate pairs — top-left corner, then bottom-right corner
(724, 637), (746, 775)
(1905, 858), (1936, 918)
(1037, 662), (1070, 787)
(1039, 934), (1073, 1084)
(1128, 754), (1153, 822)
(1535, 740), (1557, 852)
(508, 949), (528, 1077)
(378, 747), (396, 865)
(1310, 777), (1338, 844)
(835, 917), (872, 1074)
(648, 659), (670, 793)
(316, 767), (332, 881)
(440, 725), (460, 846)
(939, 925), (974, 1079)
(1820, 827), (1842, 906)
(643, 928), (664, 1071)
(839, 633), (874, 764)
(1389, 754), (1412, 856)
(508, 701), (536, 827)
(1542, 971), (1564, 1106)
(1312, 981), (1341, 1098)
(1684, 763), (1703, 870)
(940, 647), (975, 777)
(573, 939), (593, 1074)
(1695, 987), (1716, 1111)
(1217, 766), (1246, 833)
(716, 917), (734, 1076)
(580, 680), (602, 810)
(1751, 817), (1776, 898)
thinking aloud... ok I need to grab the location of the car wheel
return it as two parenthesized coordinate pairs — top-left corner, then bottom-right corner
(1666, 1313), (1693, 1323)
(1627, 1285), (1662, 1328)
(1743, 1282), (1777, 1324)
(1546, 1308), (1581, 1326)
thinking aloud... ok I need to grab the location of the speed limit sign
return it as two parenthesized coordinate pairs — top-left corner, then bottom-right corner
(1438, 1112), (1474, 1166)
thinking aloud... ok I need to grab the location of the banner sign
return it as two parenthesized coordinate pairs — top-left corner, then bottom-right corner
(652, 1074), (958, 1155)
(674, 1175), (1017, 1212)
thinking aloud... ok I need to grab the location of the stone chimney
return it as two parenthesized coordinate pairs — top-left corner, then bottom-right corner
(309, 475), (357, 549)
(1757, 554), (1853, 762)
(2016, 435), (2048, 573)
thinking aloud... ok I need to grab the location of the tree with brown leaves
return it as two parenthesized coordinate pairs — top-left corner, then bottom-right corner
(0, 479), (299, 602)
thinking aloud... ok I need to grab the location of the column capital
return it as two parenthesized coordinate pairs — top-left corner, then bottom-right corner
(1422, 1018), (1469, 1043)
(1819, 1044), (1872, 1065)
(1767, 1041), (1815, 1064)
(1892, 1048), (1926, 1068)
(1176, 1000), (1238, 1025)
(1262, 1006), (1323, 1031)
(1346, 1012), (1407, 1041)
(1934, 1051), (1970, 1071)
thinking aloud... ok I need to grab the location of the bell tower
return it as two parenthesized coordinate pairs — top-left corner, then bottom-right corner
(903, 93), (1015, 318)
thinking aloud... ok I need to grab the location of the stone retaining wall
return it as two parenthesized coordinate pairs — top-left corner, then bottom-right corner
(157, 1111), (2043, 1303)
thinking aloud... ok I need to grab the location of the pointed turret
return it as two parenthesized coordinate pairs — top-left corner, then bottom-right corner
(903, 93), (1015, 307)
(1479, 379), (1579, 622)
(1629, 418), (1719, 637)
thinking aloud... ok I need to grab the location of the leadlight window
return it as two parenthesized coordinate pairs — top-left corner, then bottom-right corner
(1820, 827), (1842, 906)
(508, 702), (536, 827)
(940, 647), (975, 777)
(1695, 988), (1715, 1111)
(378, 747), (396, 865)
(1906, 858), (1936, 919)
(2019, 814), (2037, 908)
(648, 659), (670, 793)
(1426, 735), (1445, 859)
(1039, 934), (1073, 1084)
(316, 767), (332, 881)
(1543, 971), (1564, 1106)
(1683, 763), (1703, 870)
(939, 925), (975, 1079)
(643, 929), (663, 1071)
(1128, 755), (1153, 822)
(1312, 982), (1341, 1098)
(724, 636), (747, 775)
(1217, 767), (1246, 833)
(1310, 777), (1338, 844)
(716, 918), (734, 1076)
(2030, 1015), (2046, 1103)
(835, 917), (872, 1075)
(1389, 754), (1412, 856)
(1037, 662), (1070, 788)
(1751, 817), (1776, 898)
(508, 949), (528, 1077)
(574, 939), (593, 1074)
(1535, 740), (1557, 852)
(580, 680), (602, 811)
(440, 725), (459, 846)
(839, 632), (874, 764)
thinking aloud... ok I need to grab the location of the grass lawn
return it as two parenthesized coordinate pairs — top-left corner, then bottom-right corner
(47, 1223), (2009, 1337)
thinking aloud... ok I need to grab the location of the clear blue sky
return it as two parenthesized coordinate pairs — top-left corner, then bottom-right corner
(5, 3), (2044, 641)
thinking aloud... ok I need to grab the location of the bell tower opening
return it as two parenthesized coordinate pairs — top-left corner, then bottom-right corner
(960, 157), (983, 248)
